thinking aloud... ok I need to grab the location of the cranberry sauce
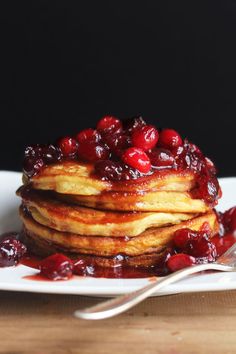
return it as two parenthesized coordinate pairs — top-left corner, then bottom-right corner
(22, 115), (220, 205)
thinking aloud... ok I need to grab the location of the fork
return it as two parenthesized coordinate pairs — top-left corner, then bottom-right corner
(74, 243), (236, 320)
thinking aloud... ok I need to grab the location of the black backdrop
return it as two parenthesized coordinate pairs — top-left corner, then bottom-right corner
(1, 0), (236, 175)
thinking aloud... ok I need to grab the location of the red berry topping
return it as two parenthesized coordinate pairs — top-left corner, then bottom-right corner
(196, 175), (220, 205)
(148, 148), (175, 168)
(132, 125), (159, 151)
(58, 137), (78, 157)
(103, 133), (131, 156)
(122, 147), (151, 174)
(159, 129), (183, 149)
(173, 228), (196, 249)
(0, 236), (27, 267)
(76, 128), (101, 144)
(185, 235), (217, 262)
(123, 116), (147, 133)
(39, 254), (74, 280)
(73, 258), (95, 276)
(77, 142), (110, 162)
(95, 160), (140, 181)
(167, 253), (196, 272)
(222, 206), (236, 232)
(212, 232), (236, 257)
(97, 116), (122, 134)
(23, 157), (44, 178)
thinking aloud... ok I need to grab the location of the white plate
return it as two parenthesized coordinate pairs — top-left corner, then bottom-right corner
(0, 171), (235, 297)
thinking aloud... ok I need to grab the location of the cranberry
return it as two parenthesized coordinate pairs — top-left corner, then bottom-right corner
(57, 137), (78, 157)
(78, 142), (110, 162)
(76, 128), (101, 144)
(159, 129), (183, 149)
(103, 133), (131, 156)
(73, 258), (95, 276)
(222, 207), (236, 232)
(173, 228), (196, 249)
(41, 144), (62, 164)
(122, 147), (151, 174)
(0, 237), (27, 267)
(148, 148), (175, 168)
(0, 232), (20, 241)
(25, 144), (61, 162)
(97, 116), (122, 134)
(185, 234), (217, 262)
(23, 157), (44, 178)
(197, 175), (220, 204)
(167, 254), (196, 272)
(123, 116), (147, 133)
(39, 254), (74, 280)
(212, 232), (236, 257)
(132, 125), (159, 151)
(175, 141), (204, 172)
(94, 160), (140, 181)
(24, 144), (43, 159)
(205, 157), (217, 175)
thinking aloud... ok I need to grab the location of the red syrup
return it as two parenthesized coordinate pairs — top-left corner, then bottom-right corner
(20, 253), (167, 280)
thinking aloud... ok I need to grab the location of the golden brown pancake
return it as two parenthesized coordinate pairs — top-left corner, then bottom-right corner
(20, 206), (218, 257)
(21, 228), (168, 267)
(18, 186), (196, 237)
(60, 190), (209, 213)
(24, 160), (197, 196)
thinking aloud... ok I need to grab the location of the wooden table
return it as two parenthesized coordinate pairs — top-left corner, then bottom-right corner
(0, 290), (236, 354)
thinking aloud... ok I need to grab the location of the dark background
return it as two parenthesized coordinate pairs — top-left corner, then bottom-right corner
(1, 0), (236, 175)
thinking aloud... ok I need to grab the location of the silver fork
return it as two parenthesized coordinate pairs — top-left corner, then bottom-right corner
(74, 243), (236, 320)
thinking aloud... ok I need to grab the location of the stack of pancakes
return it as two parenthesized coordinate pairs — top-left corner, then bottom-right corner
(18, 161), (219, 268)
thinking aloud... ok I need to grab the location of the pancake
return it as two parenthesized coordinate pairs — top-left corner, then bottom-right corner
(20, 206), (219, 257)
(60, 190), (209, 213)
(17, 186), (196, 237)
(21, 228), (169, 267)
(24, 160), (197, 196)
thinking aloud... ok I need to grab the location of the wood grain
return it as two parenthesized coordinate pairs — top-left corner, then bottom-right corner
(0, 290), (236, 354)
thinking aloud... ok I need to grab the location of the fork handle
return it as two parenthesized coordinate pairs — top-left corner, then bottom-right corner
(74, 263), (232, 320)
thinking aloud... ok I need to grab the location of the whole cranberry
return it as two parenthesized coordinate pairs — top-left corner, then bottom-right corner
(97, 116), (122, 134)
(95, 160), (140, 181)
(122, 147), (151, 174)
(23, 157), (44, 178)
(185, 234), (217, 262)
(132, 125), (159, 151)
(39, 254), (74, 280)
(123, 116), (147, 133)
(77, 142), (110, 162)
(159, 129), (183, 149)
(73, 258), (95, 276)
(197, 175), (220, 204)
(103, 133), (131, 156)
(41, 144), (62, 164)
(212, 232), (236, 257)
(148, 148), (175, 168)
(222, 207), (236, 232)
(76, 128), (101, 144)
(0, 237), (27, 267)
(24, 144), (43, 158)
(57, 137), (78, 157)
(173, 228), (196, 249)
(167, 253), (196, 272)
(205, 157), (217, 175)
